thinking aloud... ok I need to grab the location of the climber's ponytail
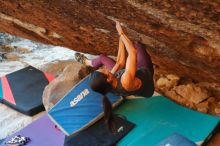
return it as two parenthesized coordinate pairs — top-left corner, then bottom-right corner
(90, 71), (114, 131)
(102, 95), (114, 130)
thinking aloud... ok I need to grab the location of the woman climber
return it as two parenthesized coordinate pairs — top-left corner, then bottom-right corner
(75, 21), (154, 129)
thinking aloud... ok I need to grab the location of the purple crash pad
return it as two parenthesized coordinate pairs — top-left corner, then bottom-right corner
(1, 115), (65, 146)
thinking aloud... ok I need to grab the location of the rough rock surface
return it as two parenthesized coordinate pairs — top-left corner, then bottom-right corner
(0, 0), (219, 87)
(4, 52), (20, 61)
(154, 67), (220, 116)
(42, 61), (84, 111)
(174, 84), (210, 104)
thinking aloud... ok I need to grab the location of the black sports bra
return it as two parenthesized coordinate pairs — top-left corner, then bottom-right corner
(112, 68), (154, 97)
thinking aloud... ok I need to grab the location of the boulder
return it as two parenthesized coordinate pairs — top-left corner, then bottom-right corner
(4, 53), (20, 61)
(174, 84), (210, 104)
(14, 46), (31, 53)
(196, 101), (209, 113)
(156, 77), (170, 88)
(42, 61), (95, 111)
(214, 108), (220, 115)
(42, 61), (85, 111)
(156, 74), (180, 90)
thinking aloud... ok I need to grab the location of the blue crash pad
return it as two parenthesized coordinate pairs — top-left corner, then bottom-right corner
(48, 74), (123, 136)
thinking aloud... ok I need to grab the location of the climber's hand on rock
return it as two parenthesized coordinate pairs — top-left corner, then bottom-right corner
(116, 21), (123, 35)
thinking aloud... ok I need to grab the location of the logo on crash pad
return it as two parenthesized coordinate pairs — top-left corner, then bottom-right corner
(70, 89), (89, 107)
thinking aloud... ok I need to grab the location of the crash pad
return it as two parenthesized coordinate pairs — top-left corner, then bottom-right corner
(1, 66), (54, 116)
(114, 96), (219, 146)
(0, 78), (2, 100)
(1, 115), (65, 146)
(48, 73), (123, 136)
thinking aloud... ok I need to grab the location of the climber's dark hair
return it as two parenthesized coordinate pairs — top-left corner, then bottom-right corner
(90, 72), (112, 94)
(90, 72), (114, 130)
(78, 66), (95, 80)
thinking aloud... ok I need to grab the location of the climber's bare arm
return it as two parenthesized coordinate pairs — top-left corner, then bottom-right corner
(115, 21), (139, 91)
(111, 37), (126, 74)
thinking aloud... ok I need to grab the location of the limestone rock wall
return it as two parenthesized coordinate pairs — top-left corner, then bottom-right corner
(0, 0), (219, 85)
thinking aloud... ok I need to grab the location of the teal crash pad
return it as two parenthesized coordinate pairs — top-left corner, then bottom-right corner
(114, 96), (219, 146)
(0, 78), (2, 100)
